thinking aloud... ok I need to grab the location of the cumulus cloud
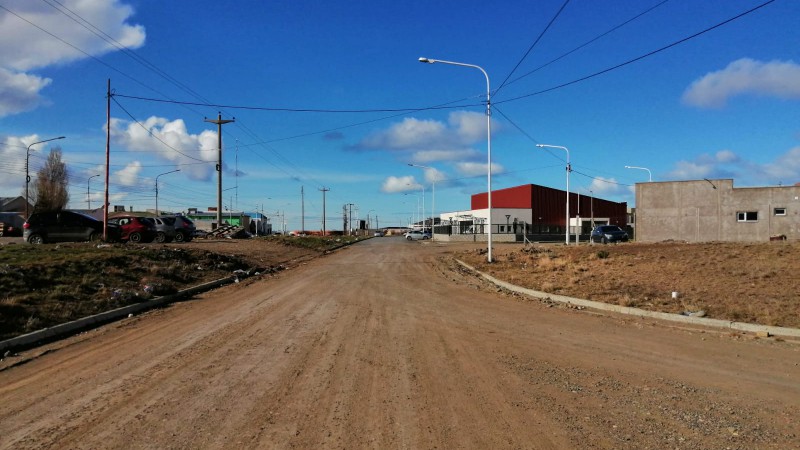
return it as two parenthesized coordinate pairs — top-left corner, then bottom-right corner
(353, 111), (496, 162)
(455, 161), (504, 177)
(682, 58), (800, 108)
(666, 146), (800, 186)
(110, 116), (219, 181)
(115, 161), (142, 187)
(381, 175), (420, 193)
(0, 0), (145, 117)
(0, 69), (52, 117)
(588, 177), (632, 198)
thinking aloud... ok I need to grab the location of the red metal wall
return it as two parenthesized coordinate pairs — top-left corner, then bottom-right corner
(471, 184), (627, 227)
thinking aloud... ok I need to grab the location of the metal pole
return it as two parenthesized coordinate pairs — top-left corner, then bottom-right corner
(419, 57), (492, 261)
(536, 144), (570, 245)
(155, 169), (180, 215)
(320, 187), (329, 235)
(87, 174), (100, 210)
(25, 136), (65, 218)
(204, 113), (234, 229)
(624, 165), (652, 182)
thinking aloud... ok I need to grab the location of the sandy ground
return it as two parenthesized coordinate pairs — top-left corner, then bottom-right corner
(1, 237), (798, 449)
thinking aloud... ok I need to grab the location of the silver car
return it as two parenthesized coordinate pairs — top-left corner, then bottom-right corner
(404, 230), (431, 241)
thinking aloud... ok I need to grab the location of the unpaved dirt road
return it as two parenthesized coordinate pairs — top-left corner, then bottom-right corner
(1, 238), (798, 449)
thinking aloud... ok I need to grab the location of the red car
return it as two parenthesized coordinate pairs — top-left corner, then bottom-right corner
(107, 215), (156, 243)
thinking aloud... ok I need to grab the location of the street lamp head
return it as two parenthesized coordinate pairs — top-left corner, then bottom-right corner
(535, 144), (544, 148)
(418, 57), (434, 64)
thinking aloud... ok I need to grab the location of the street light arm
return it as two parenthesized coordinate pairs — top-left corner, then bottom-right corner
(624, 165), (652, 182)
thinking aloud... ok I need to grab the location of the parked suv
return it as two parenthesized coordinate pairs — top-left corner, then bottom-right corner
(23, 210), (114, 244)
(590, 225), (629, 244)
(158, 215), (196, 242)
(108, 215), (156, 243)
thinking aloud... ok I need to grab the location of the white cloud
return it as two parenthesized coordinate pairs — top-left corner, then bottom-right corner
(682, 58), (800, 108)
(0, 69), (52, 117)
(588, 177), (632, 198)
(110, 116), (218, 181)
(0, 1), (145, 117)
(381, 175), (420, 193)
(411, 149), (480, 164)
(455, 161), (504, 177)
(115, 161), (142, 187)
(665, 146), (800, 186)
(355, 111), (495, 157)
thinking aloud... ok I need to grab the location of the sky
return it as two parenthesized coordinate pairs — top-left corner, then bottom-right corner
(1, 0), (798, 231)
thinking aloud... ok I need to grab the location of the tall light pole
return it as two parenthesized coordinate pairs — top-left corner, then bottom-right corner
(25, 136), (65, 218)
(155, 169), (180, 215)
(624, 165), (652, 182)
(409, 163), (436, 239)
(419, 57), (493, 262)
(87, 174), (100, 210)
(536, 144), (571, 245)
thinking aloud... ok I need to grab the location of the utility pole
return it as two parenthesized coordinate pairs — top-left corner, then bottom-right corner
(347, 203), (354, 236)
(204, 113), (235, 229)
(301, 186), (305, 234)
(104, 79), (111, 240)
(319, 187), (329, 235)
(343, 204), (348, 235)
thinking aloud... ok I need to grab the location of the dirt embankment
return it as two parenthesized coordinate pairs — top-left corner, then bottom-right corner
(459, 240), (800, 328)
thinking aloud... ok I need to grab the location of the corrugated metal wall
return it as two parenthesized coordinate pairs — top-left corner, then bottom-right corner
(471, 184), (627, 227)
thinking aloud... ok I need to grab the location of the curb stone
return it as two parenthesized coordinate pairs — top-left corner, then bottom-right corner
(456, 259), (800, 339)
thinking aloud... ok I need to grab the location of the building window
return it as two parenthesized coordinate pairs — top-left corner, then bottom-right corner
(737, 211), (758, 222)
(774, 207), (787, 216)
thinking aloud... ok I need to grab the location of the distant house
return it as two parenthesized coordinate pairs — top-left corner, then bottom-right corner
(635, 179), (800, 242)
(0, 196), (31, 213)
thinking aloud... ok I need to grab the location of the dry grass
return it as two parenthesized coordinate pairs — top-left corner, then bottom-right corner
(460, 240), (800, 328)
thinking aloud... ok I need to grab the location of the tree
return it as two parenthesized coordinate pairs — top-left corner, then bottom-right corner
(32, 146), (70, 212)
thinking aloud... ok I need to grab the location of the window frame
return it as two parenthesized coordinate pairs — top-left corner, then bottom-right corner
(774, 207), (787, 216)
(736, 211), (759, 222)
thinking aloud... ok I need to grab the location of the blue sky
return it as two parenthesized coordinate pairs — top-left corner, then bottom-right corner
(1, 0), (798, 230)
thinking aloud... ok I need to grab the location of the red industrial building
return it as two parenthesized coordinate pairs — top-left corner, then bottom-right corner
(440, 184), (627, 239)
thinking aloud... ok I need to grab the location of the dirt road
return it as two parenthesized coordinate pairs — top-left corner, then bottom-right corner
(1, 238), (798, 449)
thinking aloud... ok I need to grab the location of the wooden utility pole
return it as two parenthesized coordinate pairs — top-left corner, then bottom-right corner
(204, 113), (234, 228)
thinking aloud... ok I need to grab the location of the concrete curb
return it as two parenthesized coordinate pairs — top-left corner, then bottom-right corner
(456, 259), (800, 339)
(0, 274), (244, 354)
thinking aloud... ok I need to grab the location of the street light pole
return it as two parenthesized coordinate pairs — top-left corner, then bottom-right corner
(155, 169), (180, 215)
(536, 144), (571, 245)
(419, 57), (492, 261)
(87, 174), (100, 210)
(409, 163), (436, 239)
(25, 136), (65, 218)
(624, 165), (652, 182)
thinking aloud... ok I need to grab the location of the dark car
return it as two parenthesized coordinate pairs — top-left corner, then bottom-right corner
(158, 215), (196, 242)
(108, 215), (156, 243)
(590, 225), (629, 244)
(23, 210), (116, 244)
(152, 217), (176, 243)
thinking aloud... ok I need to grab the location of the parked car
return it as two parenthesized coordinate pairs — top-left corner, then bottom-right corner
(23, 210), (118, 244)
(404, 230), (431, 241)
(590, 225), (629, 244)
(151, 216), (177, 243)
(158, 215), (196, 242)
(108, 215), (156, 243)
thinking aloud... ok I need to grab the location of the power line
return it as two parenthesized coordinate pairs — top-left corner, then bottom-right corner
(500, 0), (672, 92)
(495, 0), (776, 105)
(495, 0), (572, 94)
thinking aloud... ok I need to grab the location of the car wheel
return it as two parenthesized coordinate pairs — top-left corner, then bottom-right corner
(154, 232), (167, 243)
(601, 236), (608, 244)
(173, 231), (186, 242)
(407, 236), (412, 240)
(28, 234), (45, 244)
(89, 232), (102, 242)
(129, 232), (143, 243)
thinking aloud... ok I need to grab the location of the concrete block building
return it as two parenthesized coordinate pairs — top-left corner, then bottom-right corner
(635, 179), (800, 242)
